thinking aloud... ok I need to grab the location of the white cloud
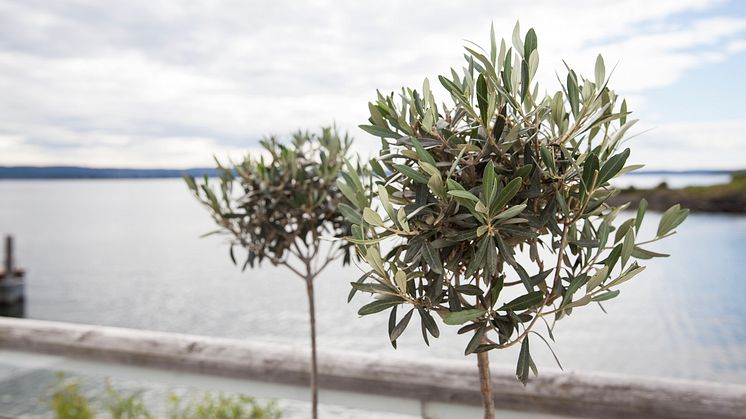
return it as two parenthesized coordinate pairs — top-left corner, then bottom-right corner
(0, 0), (743, 168)
(726, 39), (746, 53)
(629, 120), (746, 170)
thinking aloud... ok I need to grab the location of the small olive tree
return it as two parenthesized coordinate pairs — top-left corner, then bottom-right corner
(185, 127), (355, 419)
(340, 24), (687, 419)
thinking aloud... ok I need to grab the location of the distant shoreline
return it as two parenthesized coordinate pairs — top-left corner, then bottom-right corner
(608, 172), (746, 213)
(0, 166), (218, 179)
(1, 165), (743, 180)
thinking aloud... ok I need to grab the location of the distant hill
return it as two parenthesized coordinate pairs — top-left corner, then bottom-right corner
(0, 166), (220, 179)
(0, 165), (741, 180)
(625, 169), (738, 176)
(610, 171), (746, 213)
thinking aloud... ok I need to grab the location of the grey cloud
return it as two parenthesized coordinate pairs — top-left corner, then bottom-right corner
(0, 0), (743, 168)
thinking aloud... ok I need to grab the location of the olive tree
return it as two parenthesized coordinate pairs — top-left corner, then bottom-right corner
(339, 24), (687, 419)
(185, 127), (355, 419)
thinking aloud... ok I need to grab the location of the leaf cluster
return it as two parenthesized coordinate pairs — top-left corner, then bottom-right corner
(341, 23), (688, 385)
(185, 127), (356, 272)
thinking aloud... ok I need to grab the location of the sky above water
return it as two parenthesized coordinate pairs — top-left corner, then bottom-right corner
(0, 0), (744, 170)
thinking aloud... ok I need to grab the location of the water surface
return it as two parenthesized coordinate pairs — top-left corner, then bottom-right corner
(0, 179), (744, 385)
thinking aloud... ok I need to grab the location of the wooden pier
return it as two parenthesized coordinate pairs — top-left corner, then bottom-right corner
(0, 236), (24, 306)
(0, 317), (744, 419)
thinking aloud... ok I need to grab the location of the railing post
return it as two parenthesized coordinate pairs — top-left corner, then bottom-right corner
(420, 399), (427, 419)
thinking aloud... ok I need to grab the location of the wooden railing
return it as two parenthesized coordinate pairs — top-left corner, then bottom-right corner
(0, 317), (744, 418)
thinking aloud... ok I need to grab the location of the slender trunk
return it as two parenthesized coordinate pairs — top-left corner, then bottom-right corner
(477, 349), (495, 419)
(305, 277), (319, 419)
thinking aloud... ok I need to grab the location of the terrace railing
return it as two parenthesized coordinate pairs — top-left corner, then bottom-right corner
(0, 317), (744, 419)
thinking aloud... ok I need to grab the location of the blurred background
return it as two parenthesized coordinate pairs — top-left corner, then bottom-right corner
(1, 1), (745, 416)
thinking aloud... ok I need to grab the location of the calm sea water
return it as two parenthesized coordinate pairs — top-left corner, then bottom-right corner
(610, 173), (731, 189)
(0, 177), (744, 385)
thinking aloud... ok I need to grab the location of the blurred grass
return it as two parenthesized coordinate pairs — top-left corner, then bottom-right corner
(49, 374), (282, 419)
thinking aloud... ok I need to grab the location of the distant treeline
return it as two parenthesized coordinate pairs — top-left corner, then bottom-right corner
(0, 165), (741, 180)
(0, 166), (219, 179)
(625, 170), (740, 176)
(610, 170), (746, 213)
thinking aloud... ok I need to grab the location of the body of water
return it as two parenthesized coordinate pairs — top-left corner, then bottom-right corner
(1, 178), (745, 385)
(610, 173), (731, 189)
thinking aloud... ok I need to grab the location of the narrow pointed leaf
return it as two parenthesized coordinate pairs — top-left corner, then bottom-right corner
(500, 291), (544, 311)
(442, 308), (486, 325)
(516, 337), (531, 385)
(390, 308), (414, 341)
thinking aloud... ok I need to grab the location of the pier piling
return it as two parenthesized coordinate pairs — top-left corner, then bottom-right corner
(4, 236), (14, 274)
(0, 235), (25, 307)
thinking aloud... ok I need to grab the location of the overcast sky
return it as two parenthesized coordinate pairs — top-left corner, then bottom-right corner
(0, 0), (744, 170)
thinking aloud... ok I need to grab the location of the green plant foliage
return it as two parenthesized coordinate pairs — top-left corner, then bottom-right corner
(340, 23), (688, 385)
(49, 375), (281, 419)
(105, 384), (153, 419)
(50, 375), (94, 419)
(168, 393), (282, 419)
(185, 127), (356, 270)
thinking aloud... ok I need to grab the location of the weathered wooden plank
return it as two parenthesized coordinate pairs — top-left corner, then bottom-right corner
(0, 317), (744, 418)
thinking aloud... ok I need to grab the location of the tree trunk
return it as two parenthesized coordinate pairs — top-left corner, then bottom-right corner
(305, 278), (319, 419)
(477, 349), (495, 419)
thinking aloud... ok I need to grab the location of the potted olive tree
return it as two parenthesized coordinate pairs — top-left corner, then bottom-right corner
(340, 24), (687, 419)
(185, 127), (356, 419)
